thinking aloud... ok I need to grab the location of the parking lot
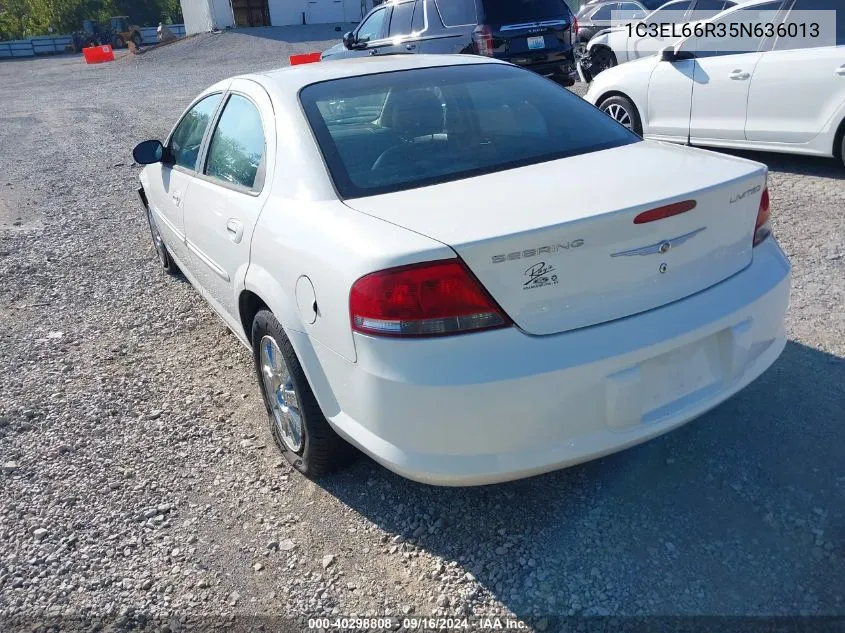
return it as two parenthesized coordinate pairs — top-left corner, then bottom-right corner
(0, 27), (843, 627)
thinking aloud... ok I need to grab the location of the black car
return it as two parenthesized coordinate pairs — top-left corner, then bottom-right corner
(321, 0), (578, 84)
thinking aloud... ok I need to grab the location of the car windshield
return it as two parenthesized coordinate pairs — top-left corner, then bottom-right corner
(481, 0), (571, 23)
(299, 64), (639, 199)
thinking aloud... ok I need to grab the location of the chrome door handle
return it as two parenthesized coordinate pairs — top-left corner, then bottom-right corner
(369, 48), (378, 55)
(405, 43), (416, 51)
(837, 65), (845, 76)
(226, 219), (244, 243)
(729, 70), (750, 80)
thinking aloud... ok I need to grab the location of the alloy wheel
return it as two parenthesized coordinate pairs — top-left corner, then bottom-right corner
(259, 335), (303, 453)
(604, 103), (632, 130)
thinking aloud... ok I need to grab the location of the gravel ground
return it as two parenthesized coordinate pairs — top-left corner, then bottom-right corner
(0, 28), (843, 632)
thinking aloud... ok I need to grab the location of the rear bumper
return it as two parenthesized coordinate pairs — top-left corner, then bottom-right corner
(305, 238), (791, 486)
(500, 51), (575, 76)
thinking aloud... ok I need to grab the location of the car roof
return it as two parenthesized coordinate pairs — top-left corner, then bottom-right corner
(252, 54), (504, 98)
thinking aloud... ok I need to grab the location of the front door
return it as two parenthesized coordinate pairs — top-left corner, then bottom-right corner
(181, 80), (275, 328)
(147, 92), (224, 268)
(645, 57), (695, 140)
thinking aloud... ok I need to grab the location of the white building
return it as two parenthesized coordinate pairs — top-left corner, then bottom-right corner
(180, 0), (372, 33)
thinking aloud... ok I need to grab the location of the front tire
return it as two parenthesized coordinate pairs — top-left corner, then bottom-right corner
(146, 207), (180, 276)
(599, 95), (643, 136)
(589, 46), (616, 76)
(251, 310), (352, 478)
(840, 133), (845, 169)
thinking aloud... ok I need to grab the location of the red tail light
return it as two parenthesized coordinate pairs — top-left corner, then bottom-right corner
(572, 16), (580, 37)
(350, 260), (510, 337)
(753, 187), (771, 246)
(472, 25), (494, 56)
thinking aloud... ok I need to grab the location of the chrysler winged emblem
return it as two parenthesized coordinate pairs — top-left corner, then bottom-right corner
(610, 227), (706, 257)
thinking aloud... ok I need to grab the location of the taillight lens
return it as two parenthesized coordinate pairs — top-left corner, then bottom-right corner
(350, 260), (510, 338)
(753, 187), (771, 247)
(572, 16), (579, 38)
(472, 25), (494, 56)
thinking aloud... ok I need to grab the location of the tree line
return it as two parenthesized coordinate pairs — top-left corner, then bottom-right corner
(0, 0), (184, 40)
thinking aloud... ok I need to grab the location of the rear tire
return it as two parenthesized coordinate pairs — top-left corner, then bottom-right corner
(251, 310), (353, 478)
(599, 95), (642, 136)
(132, 32), (143, 47)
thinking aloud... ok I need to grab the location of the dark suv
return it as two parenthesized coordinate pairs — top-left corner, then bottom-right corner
(321, 0), (578, 84)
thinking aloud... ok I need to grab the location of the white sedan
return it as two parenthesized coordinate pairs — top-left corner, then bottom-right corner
(585, 0), (845, 163)
(133, 54), (790, 486)
(582, 0), (739, 77)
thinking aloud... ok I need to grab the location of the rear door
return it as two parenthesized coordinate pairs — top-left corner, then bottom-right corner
(478, 0), (575, 66)
(689, 1), (786, 142)
(380, 0), (420, 54)
(181, 79), (275, 328)
(745, 0), (845, 143)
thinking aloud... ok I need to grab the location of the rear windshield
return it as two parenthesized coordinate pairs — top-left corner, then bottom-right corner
(300, 64), (639, 199)
(481, 0), (571, 24)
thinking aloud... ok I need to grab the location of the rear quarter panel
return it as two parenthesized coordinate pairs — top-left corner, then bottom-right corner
(248, 196), (454, 363)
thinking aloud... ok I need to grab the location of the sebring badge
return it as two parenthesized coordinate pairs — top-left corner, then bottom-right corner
(611, 227), (706, 258)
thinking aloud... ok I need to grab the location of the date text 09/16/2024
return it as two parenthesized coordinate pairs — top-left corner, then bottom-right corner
(307, 616), (529, 630)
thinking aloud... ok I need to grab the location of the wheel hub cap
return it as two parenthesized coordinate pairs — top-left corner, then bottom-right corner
(259, 336), (303, 453)
(604, 103), (632, 130)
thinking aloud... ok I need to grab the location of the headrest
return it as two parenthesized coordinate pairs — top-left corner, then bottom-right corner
(389, 89), (444, 140)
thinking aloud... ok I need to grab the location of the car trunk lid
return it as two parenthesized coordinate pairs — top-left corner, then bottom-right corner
(344, 142), (767, 336)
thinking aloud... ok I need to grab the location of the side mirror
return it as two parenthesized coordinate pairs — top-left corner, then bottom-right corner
(342, 31), (356, 49)
(659, 46), (676, 62)
(133, 139), (164, 165)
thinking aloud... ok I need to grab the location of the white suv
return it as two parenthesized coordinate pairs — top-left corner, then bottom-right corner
(585, 0), (845, 164)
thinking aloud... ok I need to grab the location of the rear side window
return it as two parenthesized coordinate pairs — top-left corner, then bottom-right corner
(481, 0), (571, 24)
(645, 0), (691, 23)
(300, 64), (639, 199)
(433, 0), (477, 26)
(785, 0), (844, 46)
(689, 0), (730, 20)
(412, 0), (425, 31)
(204, 94), (265, 190)
(590, 3), (617, 21)
(640, 0), (666, 8)
(389, 1), (416, 36)
(694, 1), (783, 57)
(169, 94), (222, 170)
